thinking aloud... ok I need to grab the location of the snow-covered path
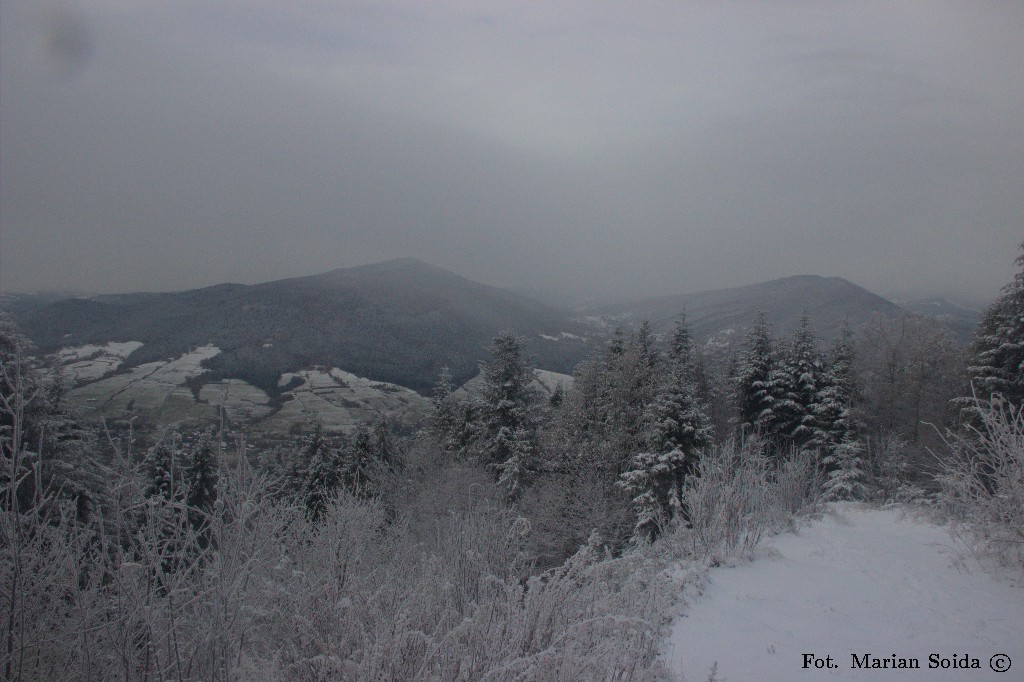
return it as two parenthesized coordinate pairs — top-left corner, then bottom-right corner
(664, 505), (1024, 681)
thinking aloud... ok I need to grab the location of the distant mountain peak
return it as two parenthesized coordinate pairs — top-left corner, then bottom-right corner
(595, 274), (903, 344)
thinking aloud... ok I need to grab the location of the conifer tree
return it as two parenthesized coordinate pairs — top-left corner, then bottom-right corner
(969, 241), (1024, 408)
(345, 423), (377, 494)
(184, 433), (218, 517)
(34, 366), (105, 519)
(479, 332), (537, 495)
(775, 315), (825, 449)
(298, 422), (345, 519)
(645, 316), (712, 458)
(822, 436), (866, 500)
(621, 316), (712, 540)
(430, 366), (457, 447)
(143, 437), (183, 502)
(734, 311), (777, 438)
(619, 449), (685, 541)
(372, 417), (399, 469)
(494, 426), (533, 500)
(814, 321), (860, 453)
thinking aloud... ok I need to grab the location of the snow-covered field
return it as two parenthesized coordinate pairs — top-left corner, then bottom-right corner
(664, 505), (1024, 681)
(261, 367), (430, 433)
(58, 340), (145, 382)
(453, 368), (573, 400)
(71, 345), (220, 420)
(66, 343), (431, 433)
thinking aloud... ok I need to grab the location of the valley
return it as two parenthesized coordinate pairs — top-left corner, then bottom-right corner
(4, 258), (977, 437)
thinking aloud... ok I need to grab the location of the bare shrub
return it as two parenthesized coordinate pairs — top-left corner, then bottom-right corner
(936, 397), (1024, 570)
(681, 440), (820, 562)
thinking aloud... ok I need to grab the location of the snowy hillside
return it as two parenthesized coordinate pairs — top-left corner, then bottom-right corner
(664, 505), (1024, 681)
(63, 342), (430, 433)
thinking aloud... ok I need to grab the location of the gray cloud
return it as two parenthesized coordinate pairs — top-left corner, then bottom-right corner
(2, 0), (1022, 305)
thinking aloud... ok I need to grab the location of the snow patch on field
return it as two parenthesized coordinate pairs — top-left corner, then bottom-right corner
(199, 379), (275, 421)
(64, 346), (430, 433)
(453, 368), (574, 400)
(533, 369), (573, 395)
(538, 331), (586, 342)
(664, 504), (1024, 681)
(58, 340), (145, 382)
(262, 367), (430, 433)
(71, 346), (221, 420)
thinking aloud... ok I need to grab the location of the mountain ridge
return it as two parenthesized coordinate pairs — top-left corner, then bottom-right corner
(595, 273), (907, 344)
(5, 261), (975, 407)
(8, 258), (589, 396)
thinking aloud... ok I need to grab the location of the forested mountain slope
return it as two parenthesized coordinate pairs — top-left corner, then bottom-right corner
(8, 258), (591, 395)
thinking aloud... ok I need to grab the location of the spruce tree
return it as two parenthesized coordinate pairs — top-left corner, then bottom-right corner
(734, 311), (777, 439)
(479, 332), (537, 495)
(775, 315), (825, 450)
(298, 422), (345, 519)
(430, 366), (457, 448)
(372, 418), (399, 469)
(969, 241), (1024, 408)
(646, 316), (712, 459)
(822, 436), (866, 500)
(814, 321), (860, 454)
(35, 366), (105, 520)
(184, 433), (218, 517)
(345, 424), (377, 495)
(143, 438), (183, 502)
(622, 316), (712, 540)
(619, 449), (686, 541)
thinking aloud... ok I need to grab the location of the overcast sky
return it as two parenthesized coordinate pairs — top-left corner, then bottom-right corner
(1, 1), (1021, 305)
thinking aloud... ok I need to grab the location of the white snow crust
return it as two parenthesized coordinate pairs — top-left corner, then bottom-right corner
(664, 504), (1024, 681)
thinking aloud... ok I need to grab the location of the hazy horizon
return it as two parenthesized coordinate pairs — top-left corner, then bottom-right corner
(2, 1), (1022, 306)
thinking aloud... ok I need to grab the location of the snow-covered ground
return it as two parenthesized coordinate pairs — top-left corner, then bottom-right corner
(71, 345), (220, 418)
(66, 345), (429, 433)
(262, 367), (430, 433)
(453, 368), (573, 400)
(664, 505), (1024, 681)
(58, 340), (145, 382)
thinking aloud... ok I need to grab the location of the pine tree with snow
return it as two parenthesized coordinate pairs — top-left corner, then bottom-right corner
(822, 436), (866, 501)
(0, 320), (104, 520)
(606, 324), (662, 468)
(548, 382), (564, 409)
(184, 433), (218, 515)
(298, 422), (345, 519)
(623, 316), (712, 540)
(646, 317), (712, 459)
(734, 311), (777, 439)
(494, 426), (533, 500)
(774, 315), (826, 450)
(478, 332), (538, 492)
(969, 241), (1024, 408)
(372, 417), (399, 469)
(619, 449), (688, 541)
(430, 366), (457, 447)
(344, 423), (377, 495)
(814, 321), (861, 454)
(34, 366), (105, 520)
(143, 437), (183, 502)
